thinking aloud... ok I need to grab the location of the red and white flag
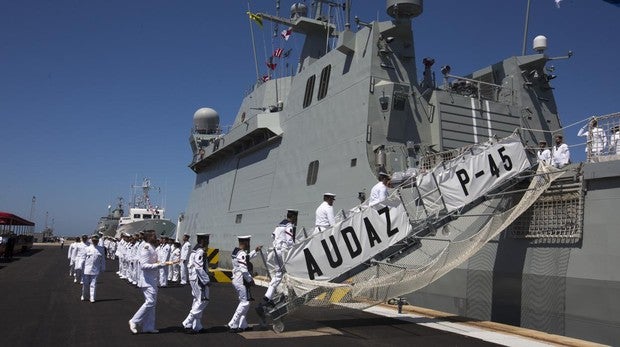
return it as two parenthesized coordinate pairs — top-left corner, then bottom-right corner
(262, 75), (270, 82)
(281, 27), (292, 41)
(273, 48), (283, 58)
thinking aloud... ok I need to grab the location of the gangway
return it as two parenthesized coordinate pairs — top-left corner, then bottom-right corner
(257, 132), (565, 333)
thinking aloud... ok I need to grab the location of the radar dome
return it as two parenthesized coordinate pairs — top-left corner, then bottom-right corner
(386, 0), (423, 19)
(533, 35), (547, 53)
(291, 3), (307, 19)
(193, 107), (220, 134)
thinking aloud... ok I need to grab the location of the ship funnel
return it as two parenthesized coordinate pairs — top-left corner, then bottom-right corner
(386, 0), (423, 19)
(193, 107), (220, 134)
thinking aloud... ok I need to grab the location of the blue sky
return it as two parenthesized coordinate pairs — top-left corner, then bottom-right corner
(1, 0), (618, 236)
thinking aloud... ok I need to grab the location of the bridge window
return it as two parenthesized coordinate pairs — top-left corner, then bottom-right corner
(306, 160), (319, 185)
(143, 214), (152, 219)
(303, 75), (316, 108)
(350, 158), (357, 167)
(317, 65), (331, 100)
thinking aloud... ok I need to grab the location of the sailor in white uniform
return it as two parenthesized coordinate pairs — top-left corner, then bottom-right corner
(227, 235), (261, 332)
(180, 234), (191, 285)
(73, 235), (90, 284)
(578, 118), (607, 157)
(129, 231), (171, 334)
(158, 236), (171, 287)
(537, 140), (551, 165)
(314, 193), (336, 232)
(263, 210), (297, 305)
(369, 171), (391, 207)
(81, 234), (105, 302)
(67, 236), (79, 277)
(552, 135), (571, 168)
(182, 233), (211, 333)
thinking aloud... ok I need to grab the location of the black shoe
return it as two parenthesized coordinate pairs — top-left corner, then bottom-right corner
(229, 328), (241, 333)
(241, 326), (253, 332)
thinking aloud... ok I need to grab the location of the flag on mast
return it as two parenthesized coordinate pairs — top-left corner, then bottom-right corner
(281, 27), (292, 40)
(247, 11), (263, 27)
(273, 48), (283, 58)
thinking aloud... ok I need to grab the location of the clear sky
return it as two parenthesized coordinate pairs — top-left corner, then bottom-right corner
(1, 0), (618, 237)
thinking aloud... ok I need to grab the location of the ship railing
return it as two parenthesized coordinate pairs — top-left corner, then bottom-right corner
(581, 112), (620, 163)
(442, 73), (510, 104)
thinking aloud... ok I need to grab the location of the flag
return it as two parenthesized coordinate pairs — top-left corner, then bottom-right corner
(262, 75), (270, 82)
(266, 56), (277, 70)
(283, 48), (293, 58)
(247, 11), (263, 27)
(273, 48), (283, 58)
(281, 27), (292, 41)
(554, 0), (562, 8)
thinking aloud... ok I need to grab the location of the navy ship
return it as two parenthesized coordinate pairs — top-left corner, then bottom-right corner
(94, 198), (124, 237)
(181, 1), (619, 344)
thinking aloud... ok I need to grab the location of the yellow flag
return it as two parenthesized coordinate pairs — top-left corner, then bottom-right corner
(246, 11), (263, 28)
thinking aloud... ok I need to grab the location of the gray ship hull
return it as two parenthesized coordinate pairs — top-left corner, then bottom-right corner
(95, 216), (120, 238)
(407, 160), (620, 345)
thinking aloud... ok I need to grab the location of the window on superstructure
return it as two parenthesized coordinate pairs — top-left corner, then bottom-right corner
(143, 214), (152, 219)
(235, 214), (242, 224)
(303, 75), (316, 108)
(306, 160), (319, 186)
(350, 158), (357, 167)
(133, 214), (140, 218)
(317, 65), (331, 100)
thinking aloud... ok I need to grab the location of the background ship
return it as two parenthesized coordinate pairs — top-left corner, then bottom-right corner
(180, 0), (619, 344)
(114, 178), (175, 238)
(94, 197), (124, 237)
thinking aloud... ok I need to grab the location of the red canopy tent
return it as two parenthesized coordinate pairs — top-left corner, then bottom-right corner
(0, 212), (34, 226)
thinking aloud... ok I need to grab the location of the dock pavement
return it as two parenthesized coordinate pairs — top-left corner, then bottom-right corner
(0, 244), (602, 347)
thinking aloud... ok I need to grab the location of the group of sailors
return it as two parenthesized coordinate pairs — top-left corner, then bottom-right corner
(114, 232), (192, 287)
(63, 173), (394, 334)
(67, 234), (106, 303)
(538, 118), (620, 167)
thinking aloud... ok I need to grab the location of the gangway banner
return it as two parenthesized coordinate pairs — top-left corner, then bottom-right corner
(284, 201), (412, 281)
(417, 135), (530, 212)
(283, 135), (529, 282)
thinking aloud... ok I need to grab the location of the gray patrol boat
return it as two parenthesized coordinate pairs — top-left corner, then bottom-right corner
(94, 197), (124, 238)
(182, 1), (619, 344)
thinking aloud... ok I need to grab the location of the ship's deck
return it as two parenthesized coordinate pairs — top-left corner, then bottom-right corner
(0, 244), (603, 347)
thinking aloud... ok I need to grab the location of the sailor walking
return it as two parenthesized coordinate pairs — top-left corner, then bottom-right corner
(180, 234), (191, 285)
(81, 235), (105, 303)
(67, 237), (79, 277)
(182, 233), (211, 333)
(73, 235), (90, 284)
(369, 171), (391, 206)
(263, 210), (297, 306)
(129, 231), (171, 334)
(314, 193), (336, 232)
(227, 235), (261, 332)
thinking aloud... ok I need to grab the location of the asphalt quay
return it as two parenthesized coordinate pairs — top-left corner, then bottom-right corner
(0, 244), (598, 347)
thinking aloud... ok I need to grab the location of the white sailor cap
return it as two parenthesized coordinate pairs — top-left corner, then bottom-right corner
(378, 171), (391, 178)
(323, 192), (336, 197)
(122, 232), (131, 237)
(237, 235), (252, 241)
